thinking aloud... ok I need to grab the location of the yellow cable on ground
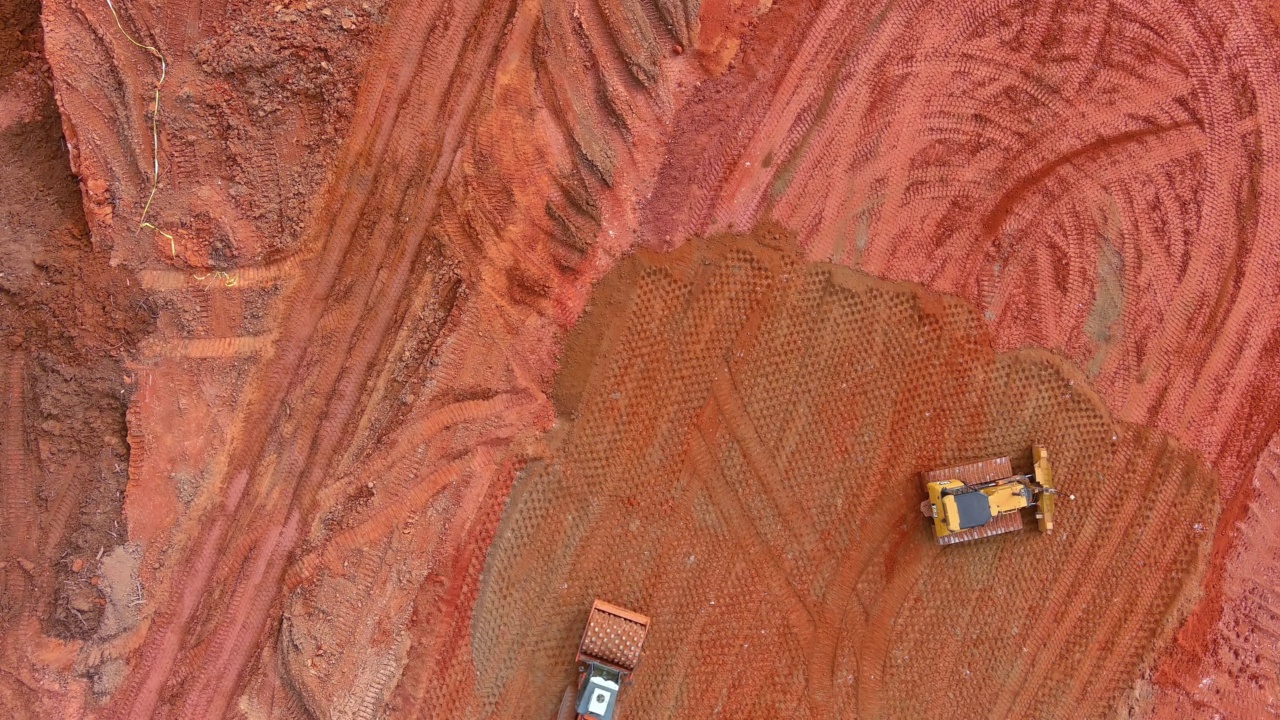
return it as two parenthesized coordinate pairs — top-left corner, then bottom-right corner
(104, 0), (176, 258)
(192, 271), (240, 287)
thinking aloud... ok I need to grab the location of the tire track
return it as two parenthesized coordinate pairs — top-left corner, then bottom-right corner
(394, 456), (518, 719)
(137, 255), (303, 291)
(328, 0), (733, 704)
(290, 454), (475, 586)
(43, 0), (728, 709)
(160, 0), (515, 705)
(137, 334), (273, 359)
(635, 9), (1280, 711)
(0, 353), (32, 563)
(119, 468), (250, 720)
(304, 393), (527, 526)
(31, 0), (1272, 715)
(177, 507), (301, 717)
(643, 0), (1280, 508)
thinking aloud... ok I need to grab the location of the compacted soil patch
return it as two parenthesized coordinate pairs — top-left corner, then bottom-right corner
(465, 227), (1218, 719)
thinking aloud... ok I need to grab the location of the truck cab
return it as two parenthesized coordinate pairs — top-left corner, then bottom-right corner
(576, 661), (622, 719)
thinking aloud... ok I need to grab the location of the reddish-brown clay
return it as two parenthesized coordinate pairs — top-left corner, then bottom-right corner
(462, 229), (1219, 719)
(2, 0), (1278, 717)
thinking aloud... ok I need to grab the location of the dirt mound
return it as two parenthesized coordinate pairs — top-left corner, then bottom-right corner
(458, 228), (1217, 718)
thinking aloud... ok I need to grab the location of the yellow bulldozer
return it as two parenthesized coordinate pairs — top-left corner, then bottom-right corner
(920, 446), (1057, 545)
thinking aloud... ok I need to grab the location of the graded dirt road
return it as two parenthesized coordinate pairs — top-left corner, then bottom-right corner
(1, 0), (1279, 717)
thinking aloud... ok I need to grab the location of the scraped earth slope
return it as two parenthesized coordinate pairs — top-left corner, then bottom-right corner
(0, 1), (152, 715)
(468, 229), (1217, 719)
(0, 0), (1277, 717)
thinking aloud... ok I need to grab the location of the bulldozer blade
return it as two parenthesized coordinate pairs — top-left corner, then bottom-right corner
(1033, 446), (1055, 532)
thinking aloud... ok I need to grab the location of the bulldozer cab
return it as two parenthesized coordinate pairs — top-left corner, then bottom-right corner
(948, 490), (992, 530)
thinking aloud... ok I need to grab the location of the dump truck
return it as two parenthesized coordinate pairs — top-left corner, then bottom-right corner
(920, 446), (1057, 545)
(572, 600), (650, 720)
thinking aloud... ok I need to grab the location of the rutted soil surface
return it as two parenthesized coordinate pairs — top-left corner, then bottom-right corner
(1, 0), (151, 714)
(1, 0), (1278, 717)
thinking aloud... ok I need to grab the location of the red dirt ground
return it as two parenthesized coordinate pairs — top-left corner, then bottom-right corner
(465, 228), (1217, 718)
(1, 0), (1278, 717)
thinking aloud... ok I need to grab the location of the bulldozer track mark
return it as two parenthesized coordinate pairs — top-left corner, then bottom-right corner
(419, 448), (517, 714)
(856, 533), (930, 720)
(1, 353), (34, 563)
(54, 0), (160, 204)
(803, 364), (937, 713)
(990, 428), (1174, 718)
(690, 420), (816, 644)
(281, 356), (537, 710)
(711, 371), (829, 573)
(1055, 450), (1217, 719)
(276, 0), (737, 696)
(637, 0), (1280, 588)
(399, 461), (515, 720)
(39, 477), (83, 562)
(28, 0), (1277, 715)
(985, 501), (1127, 712)
(138, 334), (274, 358)
(207, 0), (501, 507)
